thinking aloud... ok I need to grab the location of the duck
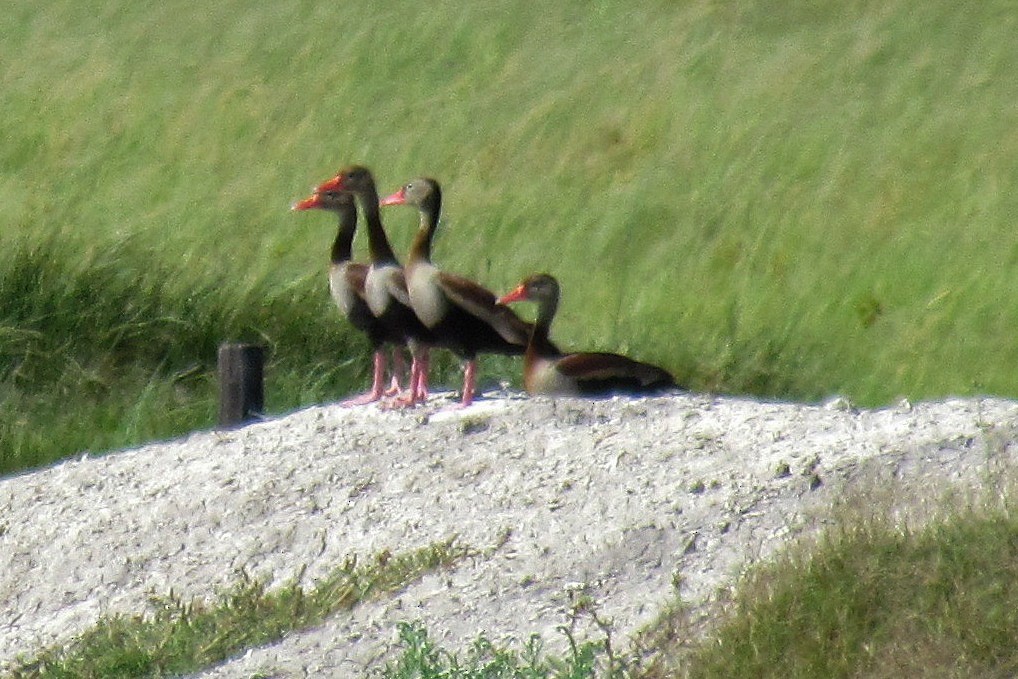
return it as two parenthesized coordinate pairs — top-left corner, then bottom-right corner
(291, 189), (406, 404)
(498, 274), (676, 396)
(314, 166), (434, 405)
(379, 177), (537, 407)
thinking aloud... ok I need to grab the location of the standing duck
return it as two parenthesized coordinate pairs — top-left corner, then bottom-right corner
(315, 166), (433, 405)
(379, 177), (536, 407)
(291, 189), (405, 404)
(498, 274), (676, 396)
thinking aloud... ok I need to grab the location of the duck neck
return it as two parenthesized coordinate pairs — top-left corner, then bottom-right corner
(358, 185), (399, 265)
(408, 187), (442, 265)
(330, 203), (357, 265)
(530, 293), (560, 356)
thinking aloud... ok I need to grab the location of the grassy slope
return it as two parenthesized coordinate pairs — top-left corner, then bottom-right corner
(2, 0), (1018, 470)
(667, 489), (1018, 678)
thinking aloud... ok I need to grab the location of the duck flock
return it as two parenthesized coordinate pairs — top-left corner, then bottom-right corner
(293, 165), (676, 407)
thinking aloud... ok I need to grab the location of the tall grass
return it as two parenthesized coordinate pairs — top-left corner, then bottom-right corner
(3, 0), (1018, 470)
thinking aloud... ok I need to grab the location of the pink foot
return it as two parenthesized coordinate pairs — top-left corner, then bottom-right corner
(341, 390), (383, 406)
(383, 375), (402, 397)
(343, 351), (386, 406)
(379, 348), (430, 409)
(383, 347), (409, 396)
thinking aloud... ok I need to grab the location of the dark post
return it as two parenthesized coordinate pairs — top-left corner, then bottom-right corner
(218, 343), (265, 428)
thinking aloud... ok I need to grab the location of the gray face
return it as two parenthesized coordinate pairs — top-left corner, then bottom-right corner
(399, 178), (438, 207)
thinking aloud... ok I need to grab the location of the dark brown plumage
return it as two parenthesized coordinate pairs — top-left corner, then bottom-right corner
(292, 190), (406, 404)
(498, 274), (676, 397)
(379, 177), (536, 406)
(315, 166), (434, 405)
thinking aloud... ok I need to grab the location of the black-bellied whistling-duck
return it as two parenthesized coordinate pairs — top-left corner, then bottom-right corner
(291, 189), (406, 404)
(379, 177), (536, 407)
(315, 166), (433, 405)
(498, 274), (676, 397)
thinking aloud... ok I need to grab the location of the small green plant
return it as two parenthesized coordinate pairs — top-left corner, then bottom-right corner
(379, 583), (630, 678)
(377, 621), (610, 679)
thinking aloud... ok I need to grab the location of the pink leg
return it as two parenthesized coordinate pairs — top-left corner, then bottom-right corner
(389, 346), (430, 408)
(385, 346), (407, 396)
(413, 351), (430, 403)
(460, 360), (477, 407)
(342, 350), (386, 405)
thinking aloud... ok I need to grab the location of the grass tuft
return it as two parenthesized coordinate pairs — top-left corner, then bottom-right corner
(8, 539), (467, 679)
(635, 473), (1018, 678)
(686, 512), (1018, 678)
(378, 621), (605, 679)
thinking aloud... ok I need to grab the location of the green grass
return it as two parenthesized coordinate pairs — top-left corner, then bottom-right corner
(8, 486), (1018, 677)
(6, 539), (467, 678)
(634, 468), (1018, 679)
(371, 482), (1018, 679)
(4, 0), (1018, 472)
(4, 4), (1018, 673)
(674, 511), (1018, 678)
(6, 531), (627, 679)
(378, 621), (610, 679)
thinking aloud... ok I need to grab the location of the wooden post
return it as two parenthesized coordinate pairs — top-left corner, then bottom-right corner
(218, 343), (265, 428)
